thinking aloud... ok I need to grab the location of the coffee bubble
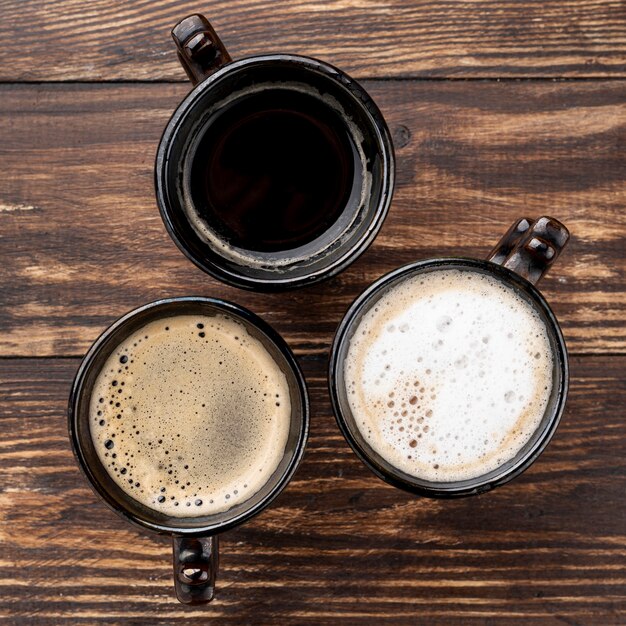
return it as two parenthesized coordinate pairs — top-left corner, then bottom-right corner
(344, 268), (553, 482)
(90, 314), (291, 517)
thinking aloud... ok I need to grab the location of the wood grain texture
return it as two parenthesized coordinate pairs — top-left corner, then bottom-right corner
(1, 4), (625, 621)
(0, 0), (624, 80)
(0, 356), (624, 624)
(0, 81), (624, 357)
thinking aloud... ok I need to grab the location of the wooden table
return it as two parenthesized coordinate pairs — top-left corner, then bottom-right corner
(1, 2), (625, 624)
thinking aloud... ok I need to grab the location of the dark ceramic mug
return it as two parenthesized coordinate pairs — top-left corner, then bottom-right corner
(329, 217), (570, 497)
(155, 14), (394, 291)
(68, 297), (309, 603)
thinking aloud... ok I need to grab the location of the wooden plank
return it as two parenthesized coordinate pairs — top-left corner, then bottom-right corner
(0, 1), (624, 80)
(0, 356), (624, 624)
(0, 81), (624, 357)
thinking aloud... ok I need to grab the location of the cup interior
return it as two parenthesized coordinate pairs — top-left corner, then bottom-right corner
(329, 258), (568, 497)
(156, 55), (394, 290)
(69, 298), (309, 534)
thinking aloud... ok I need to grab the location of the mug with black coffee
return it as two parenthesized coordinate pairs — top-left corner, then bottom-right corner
(329, 217), (570, 497)
(69, 298), (309, 604)
(156, 14), (394, 290)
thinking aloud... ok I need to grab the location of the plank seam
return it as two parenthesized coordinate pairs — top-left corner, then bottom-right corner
(0, 76), (625, 86)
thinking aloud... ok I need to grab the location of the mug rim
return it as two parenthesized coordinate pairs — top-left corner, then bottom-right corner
(154, 53), (395, 291)
(328, 257), (569, 498)
(68, 296), (310, 535)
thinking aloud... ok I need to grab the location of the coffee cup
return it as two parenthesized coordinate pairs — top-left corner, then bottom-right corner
(155, 14), (395, 291)
(69, 297), (309, 603)
(329, 217), (570, 497)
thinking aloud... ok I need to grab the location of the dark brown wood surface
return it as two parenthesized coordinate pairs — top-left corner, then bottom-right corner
(0, 82), (624, 357)
(0, 0), (625, 623)
(0, 0), (625, 79)
(0, 357), (625, 625)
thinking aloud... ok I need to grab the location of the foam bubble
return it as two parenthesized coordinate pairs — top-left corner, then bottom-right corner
(344, 268), (553, 482)
(89, 314), (291, 517)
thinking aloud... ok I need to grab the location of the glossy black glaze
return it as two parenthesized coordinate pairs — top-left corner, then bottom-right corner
(68, 297), (309, 603)
(155, 52), (394, 291)
(328, 257), (569, 498)
(173, 535), (219, 604)
(69, 297), (309, 532)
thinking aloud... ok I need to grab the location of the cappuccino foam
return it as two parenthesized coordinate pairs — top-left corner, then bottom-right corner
(344, 268), (553, 482)
(90, 314), (291, 517)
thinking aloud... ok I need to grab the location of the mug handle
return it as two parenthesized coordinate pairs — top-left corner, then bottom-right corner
(171, 14), (232, 85)
(172, 535), (219, 604)
(487, 216), (570, 285)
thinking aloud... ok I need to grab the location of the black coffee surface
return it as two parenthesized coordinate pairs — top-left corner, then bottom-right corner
(189, 89), (356, 252)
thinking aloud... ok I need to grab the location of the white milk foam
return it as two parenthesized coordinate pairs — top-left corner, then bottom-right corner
(344, 268), (553, 482)
(90, 314), (291, 517)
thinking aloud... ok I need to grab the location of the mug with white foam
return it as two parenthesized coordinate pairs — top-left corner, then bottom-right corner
(329, 217), (570, 497)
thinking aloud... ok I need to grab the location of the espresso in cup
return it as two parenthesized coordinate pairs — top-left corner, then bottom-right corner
(344, 268), (554, 482)
(90, 313), (291, 516)
(69, 297), (309, 604)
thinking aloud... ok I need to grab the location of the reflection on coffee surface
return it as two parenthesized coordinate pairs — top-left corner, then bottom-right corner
(90, 314), (291, 517)
(187, 87), (360, 253)
(344, 269), (553, 482)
